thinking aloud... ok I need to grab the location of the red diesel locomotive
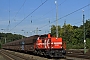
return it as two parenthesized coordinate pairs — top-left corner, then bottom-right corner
(2, 34), (66, 57)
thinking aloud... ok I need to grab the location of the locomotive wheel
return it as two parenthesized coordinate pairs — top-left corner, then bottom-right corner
(34, 50), (37, 54)
(36, 50), (40, 55)
(49, 53), (53, 57)
(39, 50), (43, 55)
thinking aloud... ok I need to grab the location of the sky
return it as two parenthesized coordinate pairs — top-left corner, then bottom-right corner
(0, 0), (90, 37)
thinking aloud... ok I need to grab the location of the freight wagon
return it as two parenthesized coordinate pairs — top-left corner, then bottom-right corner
(2, 34), (66, 57)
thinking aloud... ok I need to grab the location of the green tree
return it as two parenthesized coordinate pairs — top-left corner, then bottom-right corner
(62, 24), (74, 42)
(85, 19), (90, 38)
(50, 19), (90, 49)
(51, 25), (56, 37)
(51, 25), (61, 37)
(0, 33), (24, 44)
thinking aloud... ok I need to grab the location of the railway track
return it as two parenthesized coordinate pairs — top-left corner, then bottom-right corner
(66, 50), (90, 60)
(0, 49), (90, 60)
(67, 53), (90, 59)
(0, 49), (37, 60)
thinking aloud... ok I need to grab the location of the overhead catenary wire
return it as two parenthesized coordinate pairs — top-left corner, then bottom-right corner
(13, 0), (26, 21)
(38, 4), (90, 29)
(12, 0), (67, 35)
(26, 4), (90, 35)
(29, 3), (90, 35)
(9, 0), (48, 31)
(36, 0), (67, 21)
